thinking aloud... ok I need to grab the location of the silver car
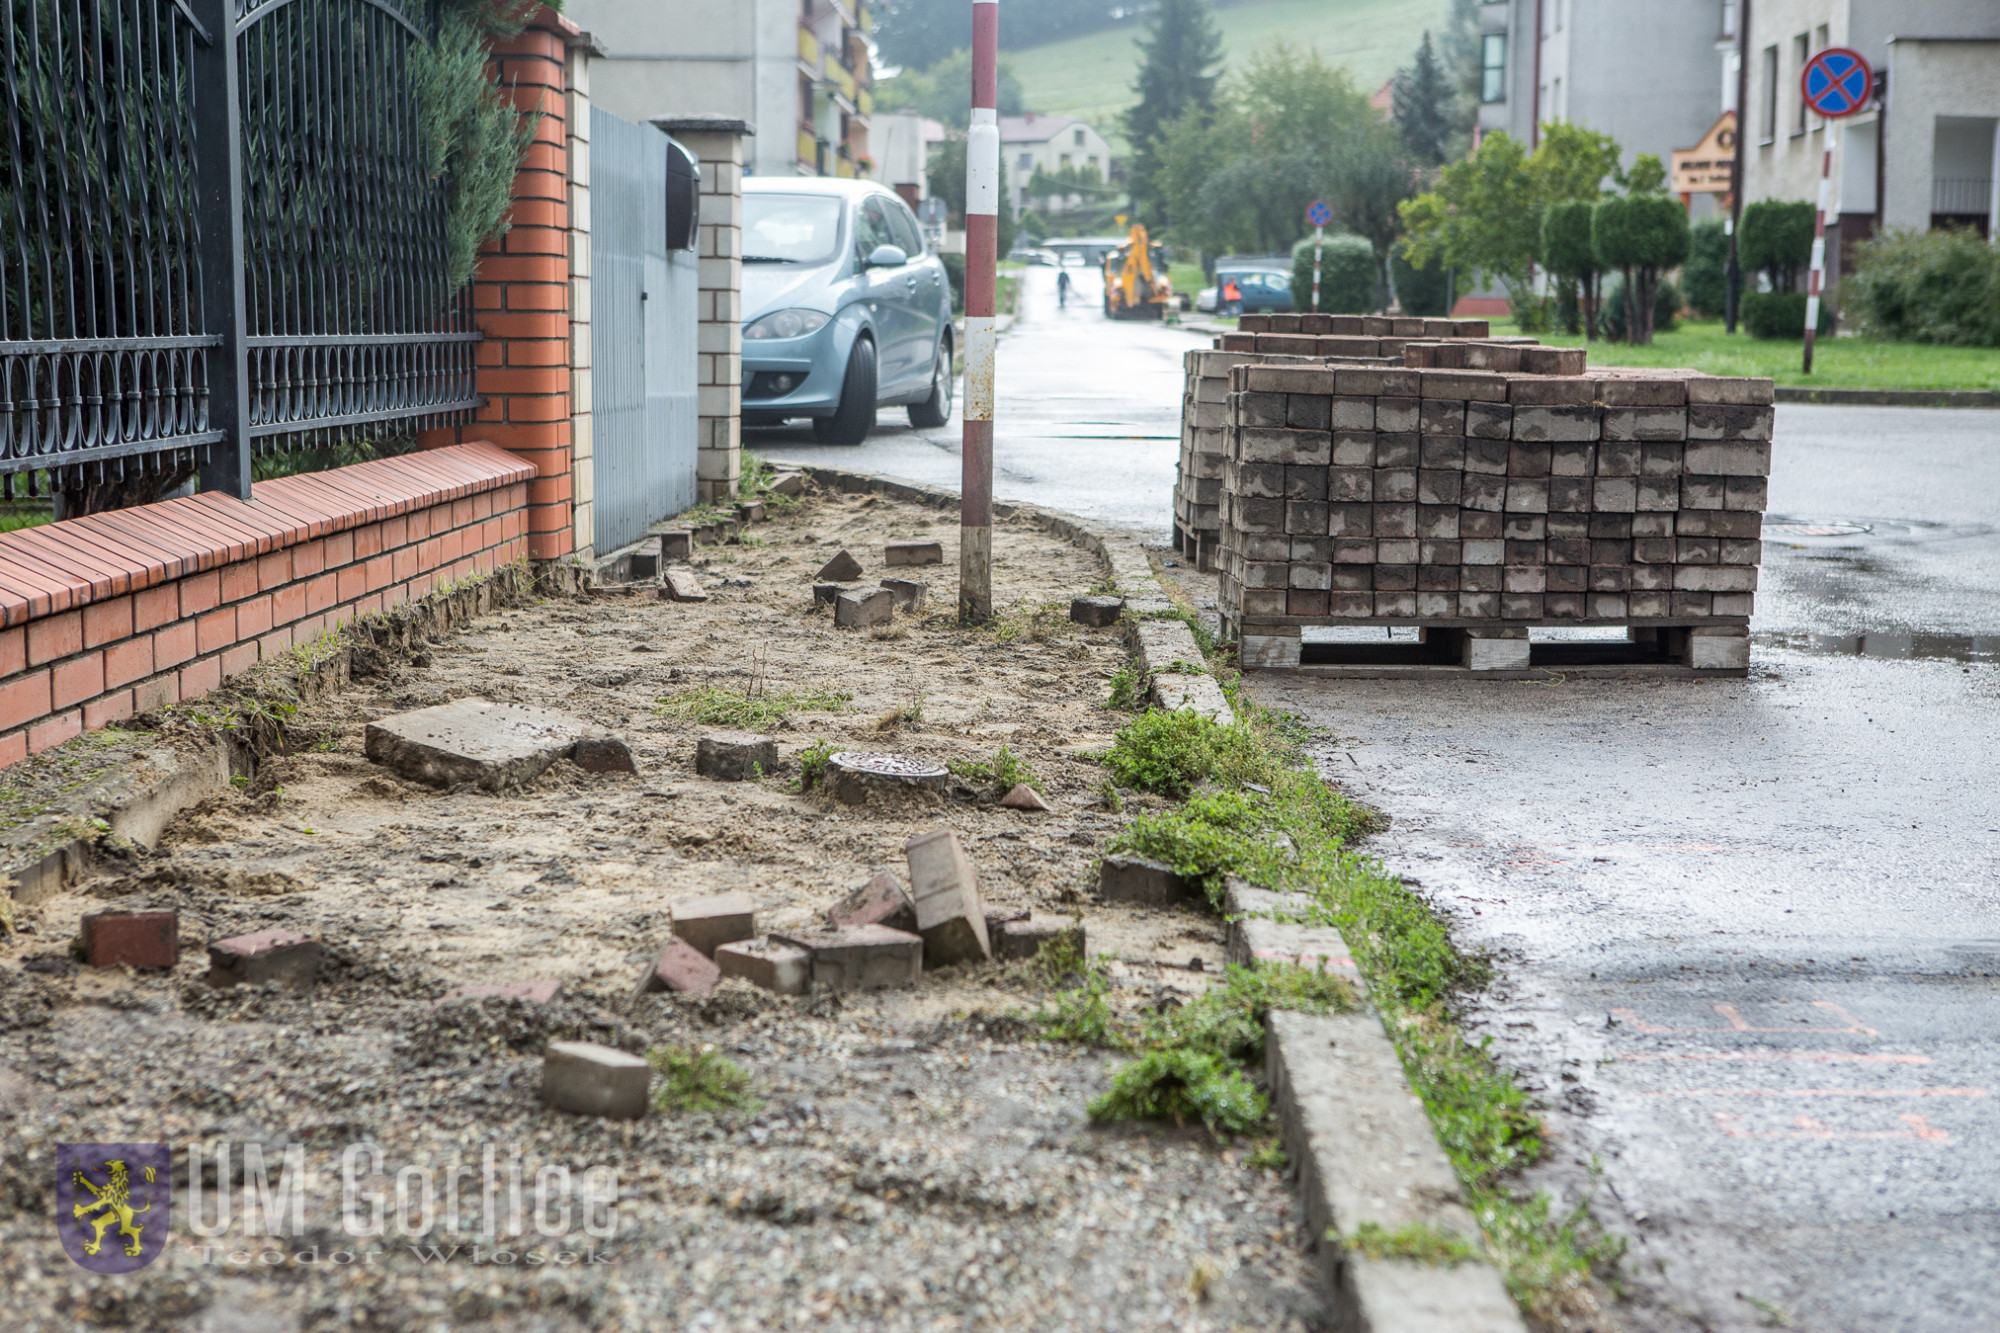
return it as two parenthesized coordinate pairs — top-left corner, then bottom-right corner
(739, 178), (954, 443)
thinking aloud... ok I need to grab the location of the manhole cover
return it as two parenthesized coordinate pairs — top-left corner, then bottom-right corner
(829, 752), (948, 779)
(1765, 522), (1872, 537)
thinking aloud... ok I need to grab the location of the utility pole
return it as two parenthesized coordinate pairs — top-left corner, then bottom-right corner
(959, 0), (999, 623)
(1726, 0), (1748, 335)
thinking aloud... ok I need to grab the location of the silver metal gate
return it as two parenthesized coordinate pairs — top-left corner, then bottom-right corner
(590, 108), (698, 553)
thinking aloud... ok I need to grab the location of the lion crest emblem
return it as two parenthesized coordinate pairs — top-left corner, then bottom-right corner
(57, 1143), (170, 1272)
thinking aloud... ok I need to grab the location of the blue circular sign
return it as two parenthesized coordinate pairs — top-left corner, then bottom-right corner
(1306, 200), (1332, 228)
(1800, 47), (1872, 119)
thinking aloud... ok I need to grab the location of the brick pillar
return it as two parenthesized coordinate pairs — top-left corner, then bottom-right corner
(422, 7), (589, 562)
(657, 118), (751, 506)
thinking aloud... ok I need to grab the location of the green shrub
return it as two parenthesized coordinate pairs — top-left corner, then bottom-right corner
(1591, 187), (1689, 345)
(648, 1045), (759, 1113)
(1101, 709), (1276, 798)
(1845, 227), (2000, 346)
(1741, 290), (1830, 339)
(1392, 251), (1453, 316)
(1088, 1047), (1268, 1134)
(1739, 199), (1815, 292)
(1682, 218), (1729, 318)
(1599, 275), (1683, 341)
(1291, 233), (1378, 314)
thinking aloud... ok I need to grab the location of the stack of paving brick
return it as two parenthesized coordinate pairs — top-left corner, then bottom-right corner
(1213, 359), (1772, 673)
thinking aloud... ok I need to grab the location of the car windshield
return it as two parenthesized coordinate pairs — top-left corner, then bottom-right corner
(743, 194), (845, 264)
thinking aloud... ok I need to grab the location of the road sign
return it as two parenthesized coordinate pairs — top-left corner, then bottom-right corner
(1306, 200), (1332, 228)
(1800, 47), (1872, 119)
(1671, 111), (1737, 195)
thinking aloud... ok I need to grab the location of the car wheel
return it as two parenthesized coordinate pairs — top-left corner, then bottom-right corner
(906, 337), (953, 428)
(813, 337), (877, 445)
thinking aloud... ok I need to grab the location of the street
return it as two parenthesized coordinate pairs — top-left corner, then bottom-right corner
(810, 268), (2000, 1331)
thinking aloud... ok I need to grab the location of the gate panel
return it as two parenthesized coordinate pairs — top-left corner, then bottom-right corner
(590, 108), (697, 553)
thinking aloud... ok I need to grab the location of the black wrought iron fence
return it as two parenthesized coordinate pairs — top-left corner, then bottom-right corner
(0, 0), (482, 512)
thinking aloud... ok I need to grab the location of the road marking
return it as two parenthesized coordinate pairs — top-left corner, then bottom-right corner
(1715, 1112), (1952, 1142)
(1618, 1051), (1930, 1065)
(1613, 1001), (1878, 1036)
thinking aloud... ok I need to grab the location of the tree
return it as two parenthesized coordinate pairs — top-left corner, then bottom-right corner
(874, 49), (1025, 126)
(1592, 158), (1689, 345)
(1739, 199), (1815, 293)
(1541, 201), (1602, 338)
(1682, 218), (1729, 319)
(1123, 0), (1224, 226)
(1393, 31), (1458, 169)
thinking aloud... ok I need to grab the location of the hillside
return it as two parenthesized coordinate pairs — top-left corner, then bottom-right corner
(1006, 0), (1454, 150)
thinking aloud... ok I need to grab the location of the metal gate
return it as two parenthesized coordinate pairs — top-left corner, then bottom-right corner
(590, 108), (697, 553)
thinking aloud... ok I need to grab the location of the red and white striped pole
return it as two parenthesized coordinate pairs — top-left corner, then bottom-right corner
(960, 0), (999, 622)
(1802, 123), (1835, 374)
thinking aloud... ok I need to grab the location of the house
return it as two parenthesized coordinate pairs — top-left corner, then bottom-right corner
(1000, 114), (1113, 218)
(565, 0), (875, 180)
(868, 112), (944, 210)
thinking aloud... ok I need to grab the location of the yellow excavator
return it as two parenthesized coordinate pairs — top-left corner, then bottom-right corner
(1102, 220), (1175, 320)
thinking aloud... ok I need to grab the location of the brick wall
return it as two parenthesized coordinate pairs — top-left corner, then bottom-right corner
(658, 118), (750, 505)
(0, 445), (533, 766)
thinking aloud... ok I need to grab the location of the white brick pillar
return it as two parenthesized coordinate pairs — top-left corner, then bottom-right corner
(655, 117), (750, 506)
(566, 36), (598, 557)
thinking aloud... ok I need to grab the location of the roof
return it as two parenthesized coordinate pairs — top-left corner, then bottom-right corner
(999, 113), (1089, 143)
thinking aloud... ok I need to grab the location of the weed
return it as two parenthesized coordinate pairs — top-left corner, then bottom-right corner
(1247, 1138), (1287, 1171)
(1088, 1047), (1267, 1135)
(1088, 574), (1121, 596)
(1470, 1184), (1625, 1321)
(1186, 1256), (1219, 1302)
(989, 600), (1069, 644)
(229, 774), (249, 791)
(949, 744), (1042, 794)
(1105, 662), (1147, 710)
(795, 739), (836, 792)
(867, 623), (909, 641)
(1030, 948), (1126, 1049)
(1096, 778), (1124, 813)
(648, 1045), (760, 1114)
(1144, 963), (1357, 1063)
(1101, 708), (1276, 798)
(655, 684), (851, 729)
(1142, 607), (1222, 660)
(1342, 1221), (1481, 1266)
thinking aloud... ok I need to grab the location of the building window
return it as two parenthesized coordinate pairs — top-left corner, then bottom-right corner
(1018, 152), (1032, 171)
(1481, 34), (1506, 103)
(1074, 129), (1085, 146)
(1792, 34), (1809, 134)
(1059, 153), (1072, 169)
(1721, 0), (1738, 39)
(1759, 45), (1777, 143)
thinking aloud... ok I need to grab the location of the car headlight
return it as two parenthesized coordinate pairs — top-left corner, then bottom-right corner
(745, 308), (831, 340)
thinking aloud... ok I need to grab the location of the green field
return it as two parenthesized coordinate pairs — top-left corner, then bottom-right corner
(1008, 0), (1451, 152)
(1495, 319), (2000, 391)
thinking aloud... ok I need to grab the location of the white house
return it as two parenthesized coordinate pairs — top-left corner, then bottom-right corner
(999, 114), (1113, 218)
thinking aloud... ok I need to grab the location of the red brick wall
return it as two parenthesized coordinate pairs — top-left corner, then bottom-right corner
(0, 444), (534, 767)
(420, 8), (581, 561)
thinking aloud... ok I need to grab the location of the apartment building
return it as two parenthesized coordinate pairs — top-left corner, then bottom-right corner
(568, 0), (874, 180)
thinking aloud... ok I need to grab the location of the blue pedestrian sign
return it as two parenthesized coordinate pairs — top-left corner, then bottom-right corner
(1800, 47), (1872, 119)
(1306, 200), (1332, 228)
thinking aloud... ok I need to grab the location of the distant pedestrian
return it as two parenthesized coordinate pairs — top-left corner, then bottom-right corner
(1222, 276), (1242, 318)
(1057, 268), (1071, 307)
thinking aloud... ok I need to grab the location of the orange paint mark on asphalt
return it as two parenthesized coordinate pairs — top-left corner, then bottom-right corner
(1714, 1112), (1953, 1142)
(1650, 1087), (1986, 1099)
(1618, 1052), (1930, 1065)
(1612, 1001), (1879, 1036)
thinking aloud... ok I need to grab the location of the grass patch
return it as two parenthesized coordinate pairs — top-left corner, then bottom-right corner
(1100, 707), (1278, 798)
(949, 743), (1042, 794)
(794, 738), (836, 792)
(1030, 940), (1125, 1049)
(1105, 662), (1146, 710)
(1142, 606), (1223, 660)
(989, 599), (1070, 644)
(654, 684), (851, 728)
(1343, 1221), (1482, 1266)
(1088, 1047), (1267, 1135)
(648, 1045), (760, 1114)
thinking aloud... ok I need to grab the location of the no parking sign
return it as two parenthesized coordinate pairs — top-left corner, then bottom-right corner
(1800, 47), (1872, 119)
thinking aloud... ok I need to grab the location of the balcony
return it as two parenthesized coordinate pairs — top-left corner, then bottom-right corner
(798, 128), (821, 172)
(1933, 177), (1993, 216)
(823, 55), (858, 104)
(797, 24), (819, 72)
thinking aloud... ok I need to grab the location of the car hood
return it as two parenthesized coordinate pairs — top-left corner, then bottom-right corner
(742, 260), (847, 322)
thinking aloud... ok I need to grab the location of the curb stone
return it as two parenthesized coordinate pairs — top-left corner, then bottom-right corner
(802, 466), (1520, 1329)
(1774, 385), (1999, 408)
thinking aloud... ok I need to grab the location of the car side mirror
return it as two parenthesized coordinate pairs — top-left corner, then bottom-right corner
(865, 244), (908, 269)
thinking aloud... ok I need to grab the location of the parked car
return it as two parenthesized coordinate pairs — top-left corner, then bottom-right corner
(739, 178), (955, 442)
(1201, 268), (1293, 316)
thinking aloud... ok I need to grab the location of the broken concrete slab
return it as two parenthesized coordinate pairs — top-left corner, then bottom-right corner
(207, 928), (320, 991)
(983, 907), (1029, 940)
(834, 586), (894, 628)
(828, 868), (918, 934)
(823, 752), (949, 805)
(906, 828), (991, 965)
(994, 917), (1084, 962)
(884, 539), (943, 567)
(638, 937), (720, 996)
(435, 979), (563, 1007)
(572, 736), (638, 775)
(696, 731), (777, 781)
(1069, 595), (1125, 627)
(813, 583), (853, 607)
(768, 471), (805, 497)
(880, 577), (926, 611)
(714, 940), (810, 995)
(997, 783), (1051, 811)
(80, 909), (179, 969)
(662, 570), (709, 603)
(364, 698), (590, 791)
(817, 549), (864, 581)
(1098, 854), (1191, 907)
(542, 1040), (651, 1120)
(672, 892), (756, 957)
(658, 530), (693, 560)
(770, 924), (923, 991)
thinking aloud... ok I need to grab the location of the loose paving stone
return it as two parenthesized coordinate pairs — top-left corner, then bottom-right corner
(206, 928), (320, 991)
(884, 539), (944, 567)
(880, 577), (927, 610)
(834, 586), (894, 628)
(823, 751), (949, 805)
(638, 937), (721, 996)
(541, 1040), (651, 1120)
(714, 939), (811, 995)
(571, 735), (638, 774)
(434, 979), (563, 1006)
(1069, 595), (1125, 627)
(770, 924), (924, 990)
(364, 698), (589, 790)
(995, 916), (1085, 962)
(672, 892), (756, 957)
(695, 731), (778, 781)
(997, 782), (1052, 811)
(906, 827), (993, 965)
(1099, 854), (1191, 907)
(812, 582), (852, 607)
(737, 500), (767, 523)
(79, 909), (179, 969)
(662, 569), (709, 603)
(768, 470), (806, 496)
(984, 907), (1029, 940)
(828, 868), (918, 933)
(658, 529), (693, 559)
(816, 549), (864, 581)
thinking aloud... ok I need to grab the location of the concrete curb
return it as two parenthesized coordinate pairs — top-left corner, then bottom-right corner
(1775, 385), (1999, 408)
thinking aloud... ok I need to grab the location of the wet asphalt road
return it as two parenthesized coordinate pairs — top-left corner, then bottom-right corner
(771, 269), (2000, 1330)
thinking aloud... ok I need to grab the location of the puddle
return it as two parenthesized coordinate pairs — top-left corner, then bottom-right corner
(1756, 631), (2000, 664)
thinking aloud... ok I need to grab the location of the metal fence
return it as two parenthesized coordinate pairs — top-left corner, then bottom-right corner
(0, 0), (480, 505)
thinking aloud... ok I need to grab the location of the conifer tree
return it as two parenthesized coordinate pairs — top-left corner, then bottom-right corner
(1122, 0), (1225, 225)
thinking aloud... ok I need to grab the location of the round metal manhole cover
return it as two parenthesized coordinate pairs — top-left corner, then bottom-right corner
(829, 752), (949, 780)
(1764, 521), (1872, 538)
